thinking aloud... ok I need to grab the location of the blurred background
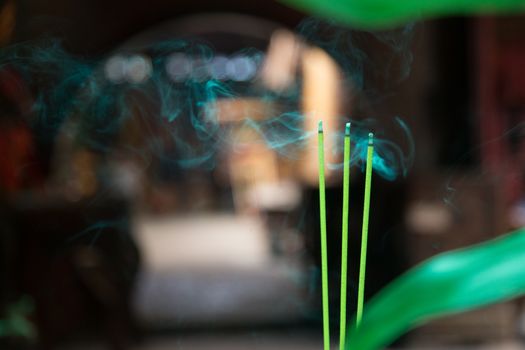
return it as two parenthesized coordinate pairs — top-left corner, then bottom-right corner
(0, 0), (524, 349)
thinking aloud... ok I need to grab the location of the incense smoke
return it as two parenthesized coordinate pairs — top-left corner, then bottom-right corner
(0, 19), (415, 181)
(297, 18), (414, 96)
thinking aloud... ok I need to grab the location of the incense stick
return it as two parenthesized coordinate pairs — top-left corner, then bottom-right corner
(356, 132), (374, 327)
(339, 122), (351, 350)
(318, 121), (330, 350)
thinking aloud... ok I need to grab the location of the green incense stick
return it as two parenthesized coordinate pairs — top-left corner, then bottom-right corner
(356, 132), (374, 327)
(339, 122), (351, 350)
(318, 121), (330, 350)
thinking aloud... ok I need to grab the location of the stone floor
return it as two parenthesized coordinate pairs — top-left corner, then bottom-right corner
(83, 214), (522, 350)
(60, 333), (525, 350)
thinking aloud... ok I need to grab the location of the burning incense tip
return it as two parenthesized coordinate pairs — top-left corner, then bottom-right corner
(345, 122), (351, 135)
(318, 120), (323, 133)
(368, 132), (374, 145)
